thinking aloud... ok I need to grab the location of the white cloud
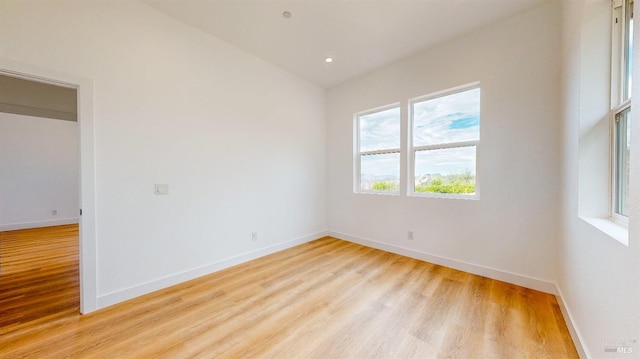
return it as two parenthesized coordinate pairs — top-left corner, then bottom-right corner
(359, 107), (400, 152)
(413, 87), (480, 146)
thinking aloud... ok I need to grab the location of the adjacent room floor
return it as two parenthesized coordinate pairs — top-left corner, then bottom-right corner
(0, 225), (79, 333)
(0, 227), (578, 358)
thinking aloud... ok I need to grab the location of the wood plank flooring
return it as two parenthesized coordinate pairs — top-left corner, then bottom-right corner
(0, 225), (79, 333)
(0, 226), (579, 358)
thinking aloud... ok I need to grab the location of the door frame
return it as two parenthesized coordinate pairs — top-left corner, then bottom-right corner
(0, 58), (97, 313)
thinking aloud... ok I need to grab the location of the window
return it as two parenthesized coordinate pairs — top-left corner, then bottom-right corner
(611, 0), (633, 221)
(410, 85), (480, 198)
(356, 105), (400, 193)
(354, 84), (481, 198)
(613, 107), (631, 216)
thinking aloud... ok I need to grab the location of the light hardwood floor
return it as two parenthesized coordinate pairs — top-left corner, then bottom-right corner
(0, 226), (578, 358)
(0, 225), (79, 332)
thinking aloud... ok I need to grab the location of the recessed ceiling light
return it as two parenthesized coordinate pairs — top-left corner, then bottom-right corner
(325, 57), (333, 63)
(282, 11), (292, 19)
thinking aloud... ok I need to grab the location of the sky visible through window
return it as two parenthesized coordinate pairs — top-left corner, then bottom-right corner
(413, 87), (480, 177)
(415, 146), (476, 178)
(359, 107), (401, 184)
(359, 107), (400, 152)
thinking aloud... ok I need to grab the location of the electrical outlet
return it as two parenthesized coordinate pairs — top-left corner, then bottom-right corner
(252, 232), (258, 241)
(407, 231), (413, 240)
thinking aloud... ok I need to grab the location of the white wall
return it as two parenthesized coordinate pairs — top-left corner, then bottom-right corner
(0, 113), (79, 230)
(0, 0), (327, 308)
(327, 2), (562, 292)
(560, 1), (640, 357)
(3, 3), (634, 354)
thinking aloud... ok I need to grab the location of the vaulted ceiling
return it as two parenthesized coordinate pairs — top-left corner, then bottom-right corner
(143, 0), (548, 88)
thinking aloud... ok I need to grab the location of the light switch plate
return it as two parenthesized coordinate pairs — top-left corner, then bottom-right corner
(155, 184), (169, 195)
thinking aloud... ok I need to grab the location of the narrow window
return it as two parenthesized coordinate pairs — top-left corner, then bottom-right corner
(613, 107), (631, 217)
(611, 0), (633, 221)
(622, 0), (634, 101)
(410, 85), (480, 198)
(355, 105), (401, 193)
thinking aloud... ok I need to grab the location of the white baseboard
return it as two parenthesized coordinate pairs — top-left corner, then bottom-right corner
(329, 231), (558, 295)
(555, 286), (588, 358)
(0, 217), (79, 231)
(96, 230), (329, 309)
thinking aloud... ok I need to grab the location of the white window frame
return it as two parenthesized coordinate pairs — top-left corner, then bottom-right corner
(611, 101), (631, 223)
(610, 0), (633, 224)
(408, 83), (481, 200)
(354, 103), (401, 195)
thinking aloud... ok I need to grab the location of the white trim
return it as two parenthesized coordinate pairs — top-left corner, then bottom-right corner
(355, 102), (402, 118)
(556, 286), (589, 359)
(610, 102), (631, 222)
(409, 81), (481, 104)
(97, 231), (328, 309)
(77, 75), (98, 314)
(329, 231), (558, 295)
(0, 68), (78, 89)
(353, 112), (360, 193)
(612, 98), (632, 114)
(407, 99), (416, 194)
(0, 218), (79, 232)
(580, 216), (629, 246)
(611, 0), (625, 106)
(0, 59), (98, 314)
(360, 148), (402, 156)
(400, 102), (410, 196)
(412, 140), (478, 152)
(354, 190), (400, 196)
(410, 190), (479, 201)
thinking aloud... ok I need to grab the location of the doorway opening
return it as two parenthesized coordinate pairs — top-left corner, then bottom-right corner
(0, 64), (97, 320)
(0, 73), (79, 331)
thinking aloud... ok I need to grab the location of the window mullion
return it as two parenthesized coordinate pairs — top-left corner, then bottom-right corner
(359, 148), (401, 156)
(412, 140), (479, 152)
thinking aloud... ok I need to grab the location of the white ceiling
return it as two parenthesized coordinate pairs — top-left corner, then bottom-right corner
(142, 0), (548, 89)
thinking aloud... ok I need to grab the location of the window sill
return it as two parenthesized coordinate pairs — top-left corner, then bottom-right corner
(580, 216), (629, 246)
(409, 192), (479, 200)
(355, 191), (400, 196)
